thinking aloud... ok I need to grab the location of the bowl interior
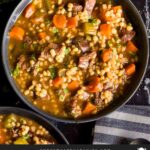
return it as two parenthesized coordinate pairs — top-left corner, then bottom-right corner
(2, 0), (149, 123)
(0, 107), (69, 144)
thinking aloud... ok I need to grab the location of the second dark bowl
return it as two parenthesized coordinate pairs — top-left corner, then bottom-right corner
(0, 107), (69, 144)
(2, 0), (149, 123)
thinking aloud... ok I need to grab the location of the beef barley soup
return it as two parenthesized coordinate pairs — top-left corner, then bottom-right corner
(8, 0), (138, 118)
(0, 114), (56, 144)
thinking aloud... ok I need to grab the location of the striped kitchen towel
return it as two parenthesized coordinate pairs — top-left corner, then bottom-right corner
(93, 105), (150, 144)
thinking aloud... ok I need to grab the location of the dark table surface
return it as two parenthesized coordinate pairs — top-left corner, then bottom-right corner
(0, 0), (150, 144)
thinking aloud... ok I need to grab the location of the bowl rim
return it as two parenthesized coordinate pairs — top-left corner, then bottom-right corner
(0, 106), (69, 144)
(2, 0), (149, 123)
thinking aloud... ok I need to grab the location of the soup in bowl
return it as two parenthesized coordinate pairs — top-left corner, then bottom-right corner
(2, 0), (149, 122)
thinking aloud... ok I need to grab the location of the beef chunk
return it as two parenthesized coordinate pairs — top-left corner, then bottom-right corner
(72, 3), (83, 16)
(84, 0), (96, 15)
(78, 39), (90, 53)
(120, 28), (136, 43)
(78, 51), (97, 69)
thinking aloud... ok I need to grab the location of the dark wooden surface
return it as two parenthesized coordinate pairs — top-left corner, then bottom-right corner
(0, 0), (149, 144)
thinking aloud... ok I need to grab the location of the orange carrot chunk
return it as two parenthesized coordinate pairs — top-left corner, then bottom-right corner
(67, 16), (78, 28)
(53, 77), (63, 88)
(83, 102), (97, 115)
(125, 63), (136, 76)
(101, 49), (112, 62)
(9, 26), (25, 40)
(24, 3), (35, 18)
(126, 41), (138, 52)
(0, 129), (6, 144)
(68, 81), (80, 91)
(100, 24), (112, 37)
(53, 14), (67, 29)
(38, 32), (47, 39)
(86, 76), (103, 93)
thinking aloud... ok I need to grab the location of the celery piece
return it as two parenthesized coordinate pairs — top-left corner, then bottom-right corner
(83, 23), (97, 35)
(14, 138), (29, 145)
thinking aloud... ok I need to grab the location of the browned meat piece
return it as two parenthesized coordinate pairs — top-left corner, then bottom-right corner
(82, 91), (90, 100)
(84, 0), (96, 15)
(79, 51), (97, 69)
(78, 57), (89, 69)
(65, 96), (82, 118)
(17, 55), (29, 70)
(120, 28), (136, 43)
(72, 3), (83, 15)
(41, 45), (58, 58)
(40, 48), (50, 59)
(94, 92), (102, 106)
(78, 39), (90, 53)
(39, 43), (59, 59)
(48, 43), (59, 49)
(24, 36), (32, 45)
(103, 82), (114, 91)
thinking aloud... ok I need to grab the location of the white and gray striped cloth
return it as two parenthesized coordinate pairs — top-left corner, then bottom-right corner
(93, 105), (150, 144)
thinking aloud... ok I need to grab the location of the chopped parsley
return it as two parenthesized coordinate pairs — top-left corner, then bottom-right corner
(64, 48), (70, 55)
(59, 95), (64, 101)
(11, 64), (20, 77)
(23, 134), (30, 140)
(64, 88), (69, 94)
(128, 51), (136, 57)
(52, 27), (59, 34)
(89, 18), (97, 24)
(49, 66), (57, 79)
(30, 54), (36, 61)
(45, 19), (51, 27)
(23, 43), (28, 49)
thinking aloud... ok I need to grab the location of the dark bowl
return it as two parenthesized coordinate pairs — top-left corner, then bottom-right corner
(2, 0), (149, 123)
(0, 107), (69, 144)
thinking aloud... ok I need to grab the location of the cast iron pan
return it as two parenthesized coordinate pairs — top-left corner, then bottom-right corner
(2, 0), (149, 123)
(0, 107), (69, 144)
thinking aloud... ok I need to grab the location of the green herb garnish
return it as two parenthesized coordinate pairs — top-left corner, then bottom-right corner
(64, 88), (69, 94)
(59, 95), (64, 101)
(11, 64), (20, 77)
(45, 19), (51, 26)
(129, 51), (136, 57)
(49, 66), (57, 79)
(64, 48), (70, 55)
(89, 18), (97, 24)
(31, 54), (36, 61)
(23, 134), (30, 140)
(23, 43), (28, 49)
(52, 27), (59, 34)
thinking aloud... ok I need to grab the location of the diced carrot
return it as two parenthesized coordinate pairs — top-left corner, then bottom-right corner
(125, 63), (136, 76)
(83, 102), (97, 115)
(100, 24), (112, 37)
(67, 16), (78, 28)
(9, 26), (25, 40)
(38, 32), (47, 39)
(86, 76), (103, 93)
(24, 3), (35, 18)
(53, 14), (67, 29)
(126, 41), (138, 52)
(101, 49), (112, 62)
(112, 5), (122, 14)
(53, 77), (63, 88)
(68, 81), (80, 91)
(0, 129), (6, 144)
